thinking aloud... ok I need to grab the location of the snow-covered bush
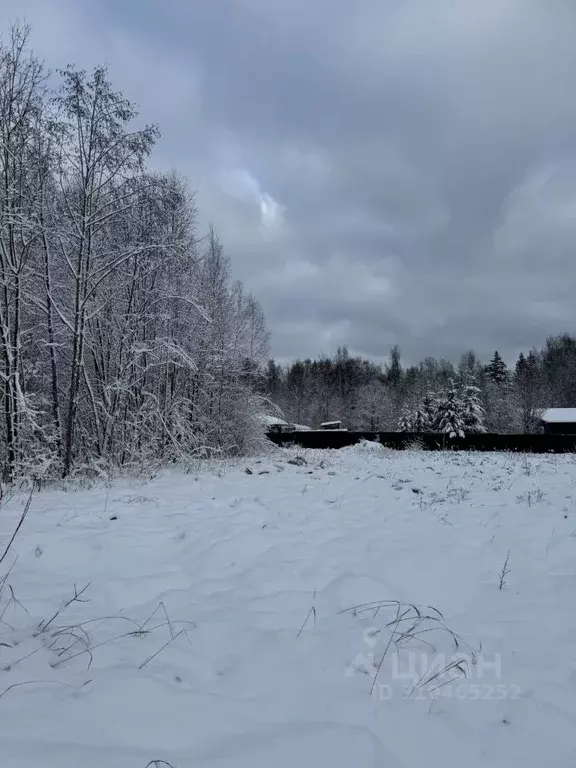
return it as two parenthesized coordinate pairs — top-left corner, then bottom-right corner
(353, 438), (388, 455)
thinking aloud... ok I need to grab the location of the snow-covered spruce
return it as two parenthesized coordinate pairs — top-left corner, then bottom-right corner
(416, 392), (438, 432)
(461, 383), (487, 434)
(397, 407), (414, 432)
(436, 380), (465, 439)
(411, 406), (429, 433)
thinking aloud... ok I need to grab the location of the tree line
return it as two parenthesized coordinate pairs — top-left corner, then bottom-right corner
(0, 23), (269, 481)
(266, 335), (576, 434)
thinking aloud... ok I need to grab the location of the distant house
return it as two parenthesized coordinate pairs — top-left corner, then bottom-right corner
(259, 414), (311, 433)
(539, 409), (576, 435)
(319, 420), (345, 430)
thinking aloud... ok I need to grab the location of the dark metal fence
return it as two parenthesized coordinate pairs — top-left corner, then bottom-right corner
(266, 430), (576, 453)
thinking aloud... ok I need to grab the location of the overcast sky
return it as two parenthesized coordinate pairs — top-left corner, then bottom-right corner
(2, 0), (576, 365)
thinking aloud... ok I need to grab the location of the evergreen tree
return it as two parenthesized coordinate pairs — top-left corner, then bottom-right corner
(485, 351), (508, 384)
(386, 345), (403, 389)
(398, 407), (414, 432)
(484, 351), (517, 432)
(515, 350), (544, 433)
(386, 345), (404, 423)
(436, 380), (465, 438)
(420, 392), (438, 431)
(266, 360), (281, 396)
(412, 406), (428, 433)
(461, 383), (486, 433)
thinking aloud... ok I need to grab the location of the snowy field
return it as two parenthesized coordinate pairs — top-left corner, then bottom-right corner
(1, 443), (576, 767)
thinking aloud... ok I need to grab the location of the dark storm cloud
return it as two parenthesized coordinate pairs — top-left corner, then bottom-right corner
(3, 0), (576, 363)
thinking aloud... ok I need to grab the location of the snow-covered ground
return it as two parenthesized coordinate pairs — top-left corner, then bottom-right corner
(1, 443), (576, 767)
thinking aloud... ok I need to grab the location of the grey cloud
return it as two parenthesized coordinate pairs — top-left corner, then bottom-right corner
(3, 0), (576, 363)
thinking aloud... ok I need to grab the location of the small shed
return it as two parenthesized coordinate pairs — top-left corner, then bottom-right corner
(539, 409), (576, 435)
